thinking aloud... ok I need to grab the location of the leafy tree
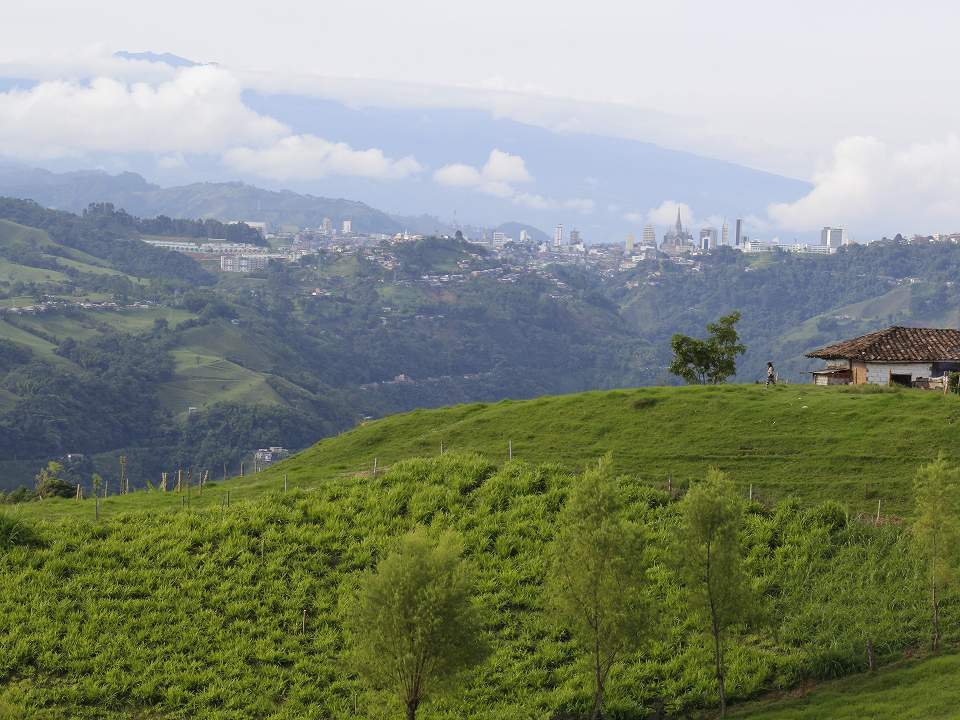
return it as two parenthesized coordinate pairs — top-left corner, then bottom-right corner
(344, 528), (486, 720)
(546, 458), (652, 720)
(34, 461), (74, 499)
(675, 468), (752, 718)
(911, 453), (960, 650)
(669, 312), (745, 385)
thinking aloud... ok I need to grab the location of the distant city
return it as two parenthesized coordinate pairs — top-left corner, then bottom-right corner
(142, 211), (960, 278)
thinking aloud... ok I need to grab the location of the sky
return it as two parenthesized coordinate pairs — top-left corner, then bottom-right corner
(3, 0), (960, 236)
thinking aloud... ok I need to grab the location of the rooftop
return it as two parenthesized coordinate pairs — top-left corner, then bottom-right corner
(806, 326), (960, 362)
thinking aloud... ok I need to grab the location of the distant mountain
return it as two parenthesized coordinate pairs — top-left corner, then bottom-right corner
(0, 166), (402, 233)
(388, 213), (455, 236)
(494, 222), (550, 243)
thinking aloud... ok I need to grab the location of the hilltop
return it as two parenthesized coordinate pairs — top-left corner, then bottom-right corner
(24, 383), (960, 522)
(0, 383), (955, 718)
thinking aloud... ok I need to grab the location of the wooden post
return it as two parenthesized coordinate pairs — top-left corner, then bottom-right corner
(223, 463), (227, 482)
(508, 440), (513, 460)
(749, 484), (753, 502)
(440, 441), (444, 455)
(302, 608), (307, 634)
(227, 491), (230, 507)
(372, 458), (378, 476)
(95, 493), (99, 521)
(283, 473), (288, 492)
(176, 468), (182, 493)
(160, 472), (168, 492)
(75, 483), (81, 501)
(876, 498), (881, 524)
(668, 474), (672, 495)
(240, 461), (244, 477)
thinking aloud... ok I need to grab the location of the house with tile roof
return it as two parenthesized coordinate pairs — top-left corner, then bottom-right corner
(805, 326), (960, 386)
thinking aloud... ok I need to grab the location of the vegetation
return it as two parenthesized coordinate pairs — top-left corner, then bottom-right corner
(344, 529), (486, 720)
(546, 457), (651, 720)
(0, 448), (950, 719)
(669, 311), (746, 385)
(676, 468), (755, 717)
(911, 454), (960, 650)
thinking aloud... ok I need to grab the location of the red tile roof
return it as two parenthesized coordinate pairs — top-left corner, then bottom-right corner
(806, 326), (960, 362)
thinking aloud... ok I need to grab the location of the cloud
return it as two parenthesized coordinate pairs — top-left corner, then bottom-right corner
(224, 134), (422, 181)
(0, 65), (286, 159)
(768, 135), (960, 236)
(433, 149), (531, 197)
(645, 200), (695, 228)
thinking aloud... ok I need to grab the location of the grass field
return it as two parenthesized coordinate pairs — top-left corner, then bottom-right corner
(21, 383), (960, 522)
(159, 350), (283, 416)
(733, 653), (960, 719)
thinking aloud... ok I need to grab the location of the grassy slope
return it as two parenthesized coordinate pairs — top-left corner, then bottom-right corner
(733, 654), (960, 719)
(22, 383), (960, 522)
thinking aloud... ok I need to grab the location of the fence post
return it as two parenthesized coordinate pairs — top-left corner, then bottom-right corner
(508, 440), (512, 461)
(749, 483), (753, 502)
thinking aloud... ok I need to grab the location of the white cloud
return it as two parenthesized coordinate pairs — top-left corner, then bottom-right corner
(645, 200), (695, 228)
(514, 192), (553, 210)
(768, 135), (960, 236)
(482, 149), (532, 184)
(157, 153), (186, 170)
(224, 134), (422, 181)
(433, 148), (532, 197)
(0, 65), (286, 159)
(432, 163), (482, 187)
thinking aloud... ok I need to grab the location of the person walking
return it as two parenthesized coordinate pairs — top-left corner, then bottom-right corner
(766, 361), (776, 387)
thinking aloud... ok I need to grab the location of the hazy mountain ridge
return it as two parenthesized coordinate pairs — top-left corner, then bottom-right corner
(0, 165), (402, 233)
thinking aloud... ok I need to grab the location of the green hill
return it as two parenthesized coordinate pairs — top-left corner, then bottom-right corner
(2, 385), (958, 719)
(22, 383), (960, 522)
(732, 654), (960, 719)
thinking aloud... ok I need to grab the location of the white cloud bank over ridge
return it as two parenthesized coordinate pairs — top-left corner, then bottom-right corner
(225, 135), (422, 181)
(0, 64), (421, 182)
(768, 135), (960, 236)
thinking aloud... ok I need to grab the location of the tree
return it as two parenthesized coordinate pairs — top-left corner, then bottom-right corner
(546, 458), (651, 720)
(675, 469), (752, 718)
(669, 312), (745, 385)
(344, 528), (486, 720)
(911, 454), (960, 651)
(34, 461), (74, 499)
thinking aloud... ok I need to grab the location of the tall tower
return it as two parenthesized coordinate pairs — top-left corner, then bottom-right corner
(554, 224), (563, 248)
(735, 218), (743, 247)
(721, 220), (729, 246)
(625, 233), (635, 255)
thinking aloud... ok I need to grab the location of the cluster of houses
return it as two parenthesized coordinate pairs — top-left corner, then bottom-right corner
(806, 326), (960, 389)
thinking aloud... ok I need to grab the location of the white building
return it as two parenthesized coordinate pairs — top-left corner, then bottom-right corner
(721, 221), (730, 247)
(641, 224), (657, 247)
(554, 224), (564, 248)
(625, 233), (635, 255)
(820, 227), (847, 248)
(699, 227), (718, 250)
(220, 254), (276, 273)
(342, 219), (353, 234)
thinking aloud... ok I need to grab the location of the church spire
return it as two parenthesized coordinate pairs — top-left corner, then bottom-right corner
(675, 207), (683, 233)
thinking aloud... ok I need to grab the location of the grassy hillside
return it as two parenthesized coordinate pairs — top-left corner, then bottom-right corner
(0, 448), (949, 720)
(732, 654), (960, 719)
(21, 383), (960, 523)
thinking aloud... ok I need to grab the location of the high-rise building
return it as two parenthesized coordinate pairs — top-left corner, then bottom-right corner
(642, 224), (657, 247)
(625, 233), (635, 255)
(554, 224), (564, 248)
(735, 218), (744, 247)
(342, 219), (353, 234)
(321, 217), (333, 235)
(821, 226), (846, 247)
(569, 229), (581, 245)
(519, 229), (530, 244)
(721, 221), (729, 246)
(492, 231), (508, 245)
(699, 227), (718, 250)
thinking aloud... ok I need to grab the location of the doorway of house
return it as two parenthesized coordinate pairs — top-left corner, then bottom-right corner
(890, 373), (912, 387)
